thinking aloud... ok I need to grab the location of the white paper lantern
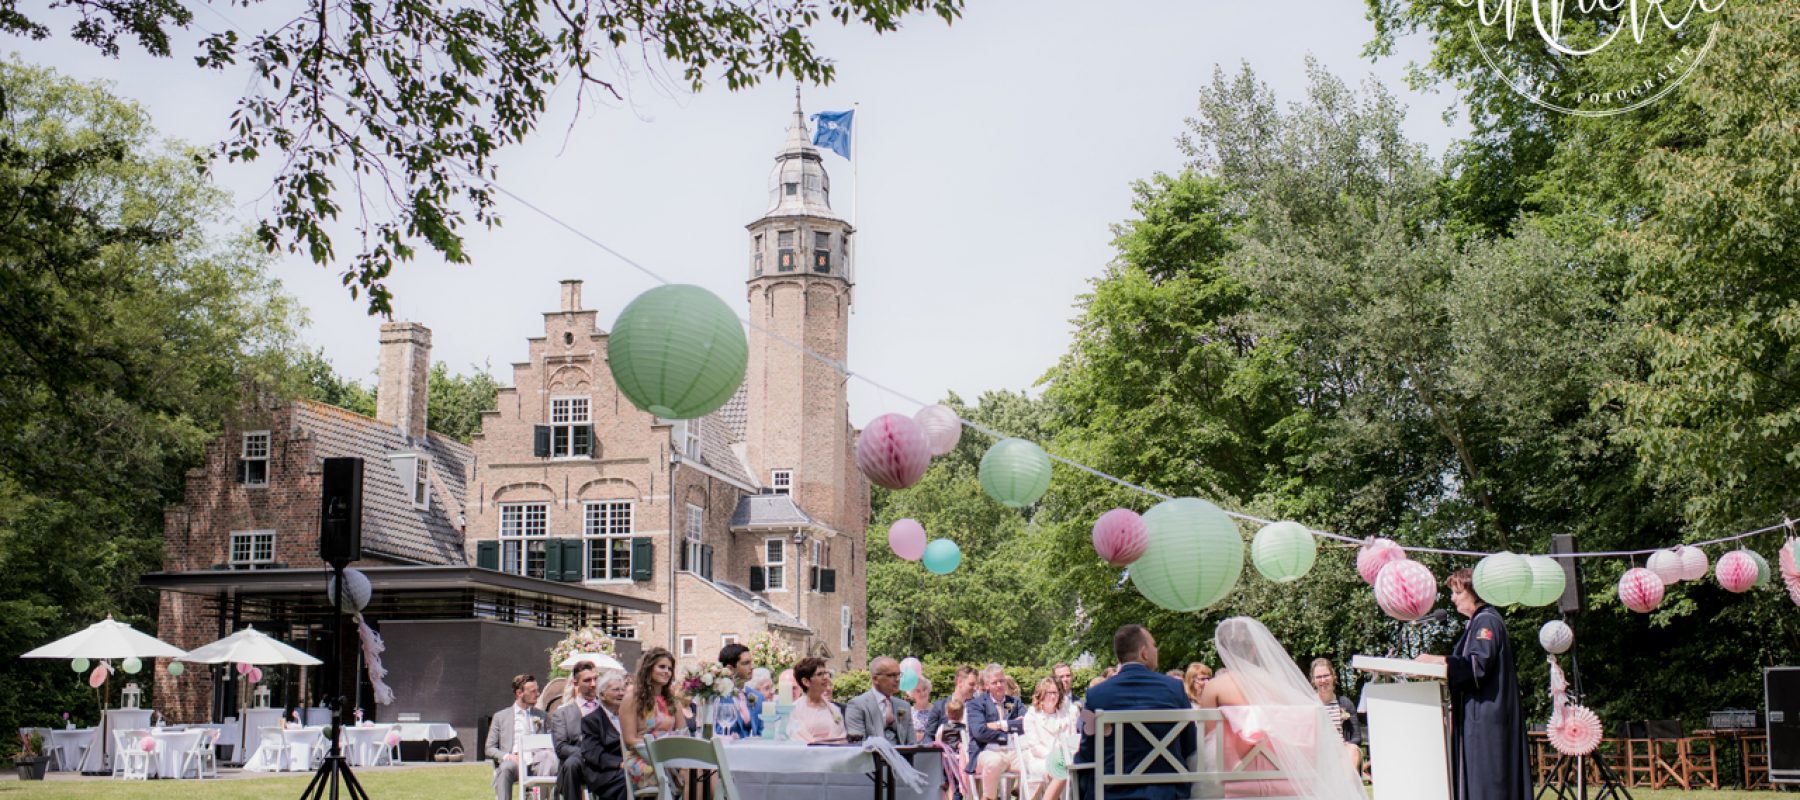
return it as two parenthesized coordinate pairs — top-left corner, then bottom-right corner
(913, 404), (963, 457)
(1645, 548), (1683, 585)
(329, 568), (372, 613)
(1539, 620), (1574, 655)
(1675, 545), (1709, 582)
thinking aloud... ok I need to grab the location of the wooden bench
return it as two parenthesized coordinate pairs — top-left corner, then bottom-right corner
(1069, 707), (1320, 800)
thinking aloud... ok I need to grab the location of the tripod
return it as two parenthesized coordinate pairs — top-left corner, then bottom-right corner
(1536, 613), (1631, 800)
(300, 561), (370, 800)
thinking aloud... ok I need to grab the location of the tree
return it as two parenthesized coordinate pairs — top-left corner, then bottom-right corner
(5, 0), (964, 314)
(0, 59), (307, 743)
(424, 361), (502, 443)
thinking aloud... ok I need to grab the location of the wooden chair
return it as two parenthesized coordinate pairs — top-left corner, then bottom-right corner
(1676, 729), (1719, 790)
(1614, 723), (1656, 788)
(1644, 720), (1686, 789)
(1743, 734), (1770, 790)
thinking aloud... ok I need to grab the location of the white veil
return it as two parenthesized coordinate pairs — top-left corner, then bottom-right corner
(1214, 617), (1365, 800)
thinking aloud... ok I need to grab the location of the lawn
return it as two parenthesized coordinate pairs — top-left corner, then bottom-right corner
(0, 764), (490, 799)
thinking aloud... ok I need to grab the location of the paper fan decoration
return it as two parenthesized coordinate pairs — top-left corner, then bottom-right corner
(1356, 538), (1405, 585)
(1548, 706), (1604, 756)
(1783, 539), (1799, 578)
(1374, 559), (1436, 621)
(1618, 567), (1665, 613)
(1785, 570), (1800, 607)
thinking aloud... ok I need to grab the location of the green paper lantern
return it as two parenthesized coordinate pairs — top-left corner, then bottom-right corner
(607, 284), (748, 420)
(978, 438), (1053, 509)
(167, 662), (185, 677)
(1473, 551), (1532, 607)
(121, 656), (142, 675)
(922, 539), (962, 575)
(72, 658), (89, 673)
(1130, 498), (1243, 611)
(1519, 556), (1567, 607)
(1748, 549), (1773, 588)
(1251, 521), (1316, 583)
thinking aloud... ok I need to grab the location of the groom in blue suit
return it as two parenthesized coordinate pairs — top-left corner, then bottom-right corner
(1077, 624), (1194, 800)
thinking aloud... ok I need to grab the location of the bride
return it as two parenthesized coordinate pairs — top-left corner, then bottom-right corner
(1199, 617), (1365, 800)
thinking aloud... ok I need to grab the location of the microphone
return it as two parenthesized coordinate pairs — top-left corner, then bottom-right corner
(1409, 609), (1449, 625)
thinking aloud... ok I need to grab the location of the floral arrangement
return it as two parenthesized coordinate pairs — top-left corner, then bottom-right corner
(680, 661), (738, 702)
(746, 633), (799, 675)
(17, 731), (43, 758)
(547, 626), (617, 679)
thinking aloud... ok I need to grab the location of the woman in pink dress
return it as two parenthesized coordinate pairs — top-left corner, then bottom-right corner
(788, 657), (847, 743)
(620, 647), (688, 791)
(1200, 618), (1363, 800)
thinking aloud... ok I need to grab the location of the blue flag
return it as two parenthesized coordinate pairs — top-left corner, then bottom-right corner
(811, 109), (854, 159)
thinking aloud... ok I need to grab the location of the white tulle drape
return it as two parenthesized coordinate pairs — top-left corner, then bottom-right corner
(1213, 617), (1365, 800)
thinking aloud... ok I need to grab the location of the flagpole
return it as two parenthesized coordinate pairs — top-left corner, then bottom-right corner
(852, 101), (860, 229)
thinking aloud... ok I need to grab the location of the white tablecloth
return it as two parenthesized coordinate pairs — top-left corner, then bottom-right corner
(341, 726), (398, 766)
(244, 726), (325, 772)
(150, 729), (205, 778)
(102, 709), (153, 771)
(234, 709), (285, 762)
(396, 722), (457, 741)
(49, 728), (95, 772)
(723, 741), (944, 800)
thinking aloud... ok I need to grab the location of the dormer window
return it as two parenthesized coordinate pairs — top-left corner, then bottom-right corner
(771, 469), (792, 495)
(412, 456), (430, 509)
(684, 418), (703, 460)
(237, 431), (270, 486)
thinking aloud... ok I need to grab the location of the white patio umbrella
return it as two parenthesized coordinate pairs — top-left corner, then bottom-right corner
(19, 616), (186, 660)
(558, 652), (625, 673)
(178, 626), (322, 666)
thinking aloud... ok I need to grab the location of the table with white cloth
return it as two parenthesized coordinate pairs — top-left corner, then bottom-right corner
(395, 722), (457, 742)
(94, 709), (153, 773)
(721, 740), (944, 800)
(233, 709), (286, 764)
(49, 728), (96, 772)
(341, 725), (399, 766)
(244, 726), (325, 772)
(150, 729), (206, 778)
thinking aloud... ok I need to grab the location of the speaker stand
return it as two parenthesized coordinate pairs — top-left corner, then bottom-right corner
(1535, 613), (1631, 800)
(300, 561), (368, 800)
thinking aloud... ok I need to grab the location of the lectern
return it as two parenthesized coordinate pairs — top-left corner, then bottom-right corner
(1354, 655), (1451, 800)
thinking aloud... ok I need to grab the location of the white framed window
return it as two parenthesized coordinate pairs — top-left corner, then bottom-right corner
(842, 605), (853, 651)
(764, 538), (787, 591)
(549, 396), (593, 458)
(499, 503), (550, 579)
(771, 469), (792, 495)
(584, 500), (634, 581)
(613, 627), (639, 641)
(683, 504), (704, 573)
(680, 636), (696, 657)
(229, 530), (276, 567)
(239, 431), (270, 486)
(412, 456), (431, 509)
(721, 634), (738, 647)
(684, 418), (703, 460)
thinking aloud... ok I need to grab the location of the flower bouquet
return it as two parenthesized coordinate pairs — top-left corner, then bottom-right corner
(548, 626), (617, 679)
(680, 662), (738, 702)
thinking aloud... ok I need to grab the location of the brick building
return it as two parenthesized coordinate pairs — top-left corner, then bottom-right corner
(464, 99), (871, 670)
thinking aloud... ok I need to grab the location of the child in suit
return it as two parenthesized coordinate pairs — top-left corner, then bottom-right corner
(937, 699), (974, 800)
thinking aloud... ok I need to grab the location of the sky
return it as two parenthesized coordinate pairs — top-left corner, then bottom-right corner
(13, 0), (1466, 428)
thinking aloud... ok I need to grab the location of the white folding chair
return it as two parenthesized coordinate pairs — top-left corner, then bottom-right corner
(250, 726), (288, 771)
(517, 732), (559, 800)
(382, 724), (403, 766)
(111, 729), (151, 778)
(117, 732), (155, 780)
(178, 728), (219, 779)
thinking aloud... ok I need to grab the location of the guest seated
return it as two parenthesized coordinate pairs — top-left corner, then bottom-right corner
(719, 643), (763, 739)
(909, 675), (935, 742)
(620, 648), (687, 793)
(846, 657), (915, 743)
(1076, 625), (1192, 800)
(1200, 618), (1362, 800)
(967, 664), (1025, 799)
(1184, 662), (1214, 708)
(936, 698), (975, 800)
(923, 665), (979, 743)
(486, 673), (554, 800)
(1021, 677), (1079, 800)
(1309, 658), (1364, 775)
(579, 671), (629, 800)
(788, 657), (847, 743)
(552, 661), (601, 800)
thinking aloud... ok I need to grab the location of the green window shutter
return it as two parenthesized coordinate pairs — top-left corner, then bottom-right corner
(701, 544), (714, 582)
(630, 538), (653, 582)
(544, 538), (564, 581)
(533, 425), (551, 458)
(476, 540), (499, 571)
(564, 539), (586, 582)
(750, 565), (766, 592)
(574, 425), (594, 457)
(822, 568), (837, 594)
(235, 459), (248, 483)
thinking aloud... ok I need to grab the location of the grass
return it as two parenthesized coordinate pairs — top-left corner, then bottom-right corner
(0, 764), (490, 799)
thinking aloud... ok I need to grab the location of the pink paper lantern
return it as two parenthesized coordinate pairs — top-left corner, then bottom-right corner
(855, 414), (931, 490)
(887, 519), (928, 562)
(913, 404), (963, 457)
(87, 664), (108, 689)
(1716, 551), (1758, 593)
(236, 662), (251, 676)
(1092, 508), (1149, 567)
(1618, 567), (1665, 613)
(1374, 559), (1436, 621)
(248, 666), (264, 684)
(1782, 539), (1799, 578)
(1645, 549), (1683, 584)
(384, 730), (402, 747)
(1675, 545), (1709, 582)
(138, 736), (157, 753)
(1356, 538), (1405, 585)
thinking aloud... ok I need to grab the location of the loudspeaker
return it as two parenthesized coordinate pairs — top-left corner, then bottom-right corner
(1767, 667), (1800, 783)
(1550, 534), (1583, 613)
(319, 457), (364, 564)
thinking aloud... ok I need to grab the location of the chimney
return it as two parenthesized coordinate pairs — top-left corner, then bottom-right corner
(376, 322), (432, 441)
(559, 279), (583, 312)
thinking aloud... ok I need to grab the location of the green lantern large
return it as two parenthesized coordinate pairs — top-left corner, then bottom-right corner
(1251, 521), (1316, 583)
(606, 284), (748, 420)
(978, 438), (1053, 508)
(1473, 551), (1533, 607)
(1518, 555), (1567, 607)
(1130, 498), (1243, 611)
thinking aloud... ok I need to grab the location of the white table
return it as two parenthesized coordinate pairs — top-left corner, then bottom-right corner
(235, 709), (286, 763)
(49, 728), (95, 772)
(244, 726), (325, 772)
(395, 721), (457, 742)
(722, 741), (944, 800)
(150, 729), (206, 778)
(99, 709), (153, 772)
(341, 725), (398, 766)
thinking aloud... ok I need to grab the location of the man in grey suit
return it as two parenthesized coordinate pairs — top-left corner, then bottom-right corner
(487, 673), (553, 800)
(845, 656), (915, 744)
(551, 662), (602, 800)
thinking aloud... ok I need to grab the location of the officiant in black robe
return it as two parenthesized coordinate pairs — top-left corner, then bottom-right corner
(1421, 568), (1531, 800)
